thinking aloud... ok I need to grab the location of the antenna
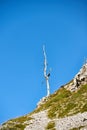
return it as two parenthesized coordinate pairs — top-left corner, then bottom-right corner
(43, 45), (50, 97)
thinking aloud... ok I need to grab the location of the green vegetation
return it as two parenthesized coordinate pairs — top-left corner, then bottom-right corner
(2, 115), (33, 130)
(1, 123), (26, 130)
(1, 124), (25, 130)
(45, 121), (56, 130)
(34, 84), (87, 119)
(70, 126), (84, 130)
(10, 115), (32, 123)
(1, 83), (87, 130)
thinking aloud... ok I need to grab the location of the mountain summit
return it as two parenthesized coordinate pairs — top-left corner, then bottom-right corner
(0, 63), (87, 130)
(65, 62), (87, 92)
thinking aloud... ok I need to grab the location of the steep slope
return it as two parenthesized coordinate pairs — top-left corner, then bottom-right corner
(0, 62), (87, 130)
(64, 62), (87, 92)
(36, 84), (87, 119)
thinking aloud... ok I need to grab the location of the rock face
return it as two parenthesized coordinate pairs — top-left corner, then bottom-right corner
(55, 112), (87, 130)
(24, 111), (50, 130)
(65, 62), (87, 92)
(74, 62), (87, 87)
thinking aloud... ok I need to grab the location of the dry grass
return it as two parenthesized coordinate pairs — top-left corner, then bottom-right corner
(34, 84), (87, 119)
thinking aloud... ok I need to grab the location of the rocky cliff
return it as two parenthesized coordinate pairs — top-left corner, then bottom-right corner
(0, 62), (87, 130)
(64, 62), (87, 92)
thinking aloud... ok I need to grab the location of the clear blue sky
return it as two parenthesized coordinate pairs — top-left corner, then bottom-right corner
(0, 0), (87, 124)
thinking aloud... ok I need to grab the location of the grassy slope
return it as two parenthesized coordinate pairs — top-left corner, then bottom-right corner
(1, 84), (87, 130)
(1, 116), (32, 130)
(34, 84), (87, 119)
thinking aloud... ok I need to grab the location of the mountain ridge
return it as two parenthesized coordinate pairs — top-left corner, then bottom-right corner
(0, 62), (87, 130)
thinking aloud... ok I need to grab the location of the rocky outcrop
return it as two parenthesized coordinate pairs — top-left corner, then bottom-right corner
(65, 62), (87, 92)
(55, 112), (87, 130)
(37, 97), (48, 108)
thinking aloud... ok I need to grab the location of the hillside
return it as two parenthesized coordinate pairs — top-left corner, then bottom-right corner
(0, 62), (87, 130)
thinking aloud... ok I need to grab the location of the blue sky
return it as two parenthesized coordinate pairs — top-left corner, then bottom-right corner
(0, 0), (87, 124)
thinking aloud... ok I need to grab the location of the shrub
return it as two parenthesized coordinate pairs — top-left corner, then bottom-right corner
(45, 121), (56, 130)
